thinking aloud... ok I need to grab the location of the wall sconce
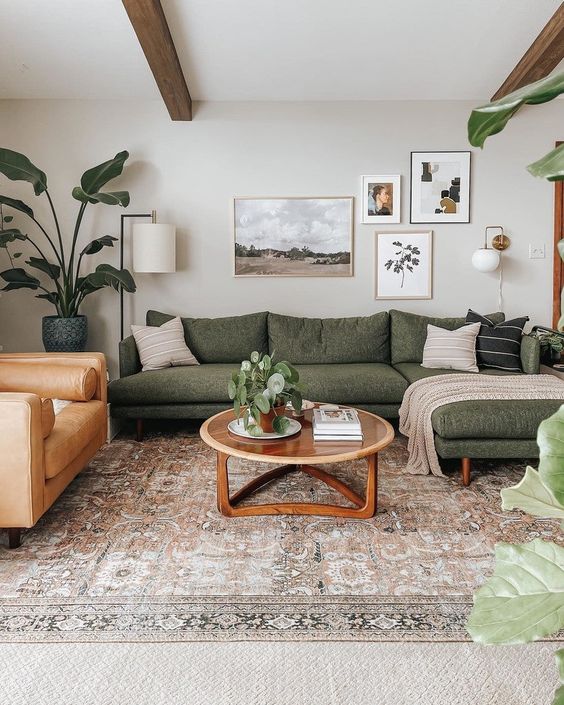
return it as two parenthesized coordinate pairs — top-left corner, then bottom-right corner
(471, 226), (511, 272)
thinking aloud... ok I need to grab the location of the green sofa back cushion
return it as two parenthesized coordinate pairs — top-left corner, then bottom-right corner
(267, 312), (390, 364)
(146, 310), (269, 364)
(390, 309), (505, 365)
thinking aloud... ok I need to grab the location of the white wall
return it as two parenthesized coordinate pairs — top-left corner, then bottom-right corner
(0, 99), (561, 376)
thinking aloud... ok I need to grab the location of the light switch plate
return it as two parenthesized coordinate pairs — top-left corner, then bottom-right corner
(529, 244), (546, 259)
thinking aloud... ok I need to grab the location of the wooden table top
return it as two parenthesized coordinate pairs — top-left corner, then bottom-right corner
(200, 406), (395, 465)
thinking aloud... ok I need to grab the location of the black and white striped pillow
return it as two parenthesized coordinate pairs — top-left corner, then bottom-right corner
(466, 310), (528, 372)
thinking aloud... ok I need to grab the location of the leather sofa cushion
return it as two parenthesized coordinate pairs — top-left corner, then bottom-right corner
(390, 310), (505, 365)
(109, 363), (407, 406)
(41, 398), (55, 438)
(44, 400), (106, 479)
(268, 312), (390, 364)
(0, 362), (97, 401)
(432, 399), (564, 439)
(146, 310), (268, 364)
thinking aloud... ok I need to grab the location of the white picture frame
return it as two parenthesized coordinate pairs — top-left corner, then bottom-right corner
(361, 174), (401, 224)
(410, 151), (470, 223)
(233, 197), (354, 277)
(375, 231), (433, 300)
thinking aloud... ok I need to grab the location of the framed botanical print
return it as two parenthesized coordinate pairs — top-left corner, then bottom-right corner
(410, 151), (470, 223)
(234, 196), (354, 277)
(375, 231), (433, 299)
(361, 175), (401, 224)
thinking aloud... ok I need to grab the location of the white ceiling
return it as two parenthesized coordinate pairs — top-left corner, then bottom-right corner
(0, 0), (561, 101)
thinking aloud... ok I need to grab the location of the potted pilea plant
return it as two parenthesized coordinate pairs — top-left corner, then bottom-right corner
(228, 351), (304, 435)
(0, 148), (135, 352)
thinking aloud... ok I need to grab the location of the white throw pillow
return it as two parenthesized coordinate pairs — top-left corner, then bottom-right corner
(421, 323), (481, 373)
(132, 317), (199, 371)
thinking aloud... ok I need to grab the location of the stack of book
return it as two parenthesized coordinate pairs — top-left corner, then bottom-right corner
(312, 407), (363, 442)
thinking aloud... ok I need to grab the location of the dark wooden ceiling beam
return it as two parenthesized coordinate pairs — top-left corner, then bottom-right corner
(122, 0), (192, 121)
(492, 4), (564, 100)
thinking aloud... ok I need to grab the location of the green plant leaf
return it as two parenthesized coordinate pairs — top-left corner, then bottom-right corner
(0, 194), (34, 219)
(234, 399), (241, 419)
(291, 390), (303, 413)
(247, 423), (263, 437)
(0, 267), (40, 290)
(537, 405), (564, 505)
(501, 467), (564, 519)
(80, 151), (129, 194)
(466, 539), (564, 644)
(0, 229), (26, 247)
(72, 187), (130, 207)
(80, 235), (117, 256)
(82, 264), (136, 293)
(36, 291), (60, 306)
(527, 144), (564, 181)
(0, 148), (47, 195)
(468, 72), (564, 148)
(554, 650), (564, 705)
(273, 415), (290, 435)
(267, 372), (285, 395)
(239, 385), (247, 405)
(227, 380), (237, 399)
(251, 405), (261, 424)
(254, 393), (270, 414)
(273, 361), (291, 379)
(26, 256), (60, 280)
(12, 252), (22, 258)
(3, 215), (13, 223)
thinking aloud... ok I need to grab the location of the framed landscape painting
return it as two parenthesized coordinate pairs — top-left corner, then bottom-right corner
(234, 197), (353, 277)
(375, 231), (433, 300)
(410, 151), (470, 223)
(361, 175), (401, 224)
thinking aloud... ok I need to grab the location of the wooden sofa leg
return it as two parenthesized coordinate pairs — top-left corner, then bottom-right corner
(461, 458), (471, 487)
(8, 528), (21, 549)
(136, 419), (144, 442)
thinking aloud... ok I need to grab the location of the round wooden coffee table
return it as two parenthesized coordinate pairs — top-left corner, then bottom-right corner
(200, 406), (394, 519)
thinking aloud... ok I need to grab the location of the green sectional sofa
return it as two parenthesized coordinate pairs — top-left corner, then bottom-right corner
(109, 308), (564, 484)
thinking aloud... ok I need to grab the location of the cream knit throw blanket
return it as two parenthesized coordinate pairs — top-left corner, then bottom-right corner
(398, 373), (564, 477)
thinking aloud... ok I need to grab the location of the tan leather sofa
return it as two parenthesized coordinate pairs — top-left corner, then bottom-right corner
(0, 353), (107, 548)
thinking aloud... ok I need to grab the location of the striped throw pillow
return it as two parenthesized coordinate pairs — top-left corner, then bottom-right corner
(132, 317), (199, 371)
(466, 310), (528, 372)
(421, 323), (481, 372)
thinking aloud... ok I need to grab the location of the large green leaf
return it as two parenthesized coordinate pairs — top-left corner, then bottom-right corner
(527, 144), (564, 182)
(72, 187), (130, 207)
(36, 291), (60, 306)
(79, 151), (129, 194)
(554, 650), (564, 705)
(80, 235), (117, 256)
(537, 405), (564, 505)
(0, 194), (34, 219)
(467, 539), (564, 644)
(0, 228), (26, 247)
(501, 467), (564, 519)
(82, 264), (136, 293)
(254, 393), (270, 414)
(468, 72), (564, 148)
(26, 256), (61, 280)
(0, 267), (40, 290)
(272, 414), (291, 435)
(0, 149), (47, 196)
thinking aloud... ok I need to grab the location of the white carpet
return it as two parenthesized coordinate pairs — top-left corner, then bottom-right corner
(0, 641), (559, 705)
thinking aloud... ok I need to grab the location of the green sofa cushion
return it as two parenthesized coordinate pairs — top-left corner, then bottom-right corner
(432, 399), (564, 439)
(393, 362), (517, 385)
(268, 312), (390, 364)
(390, 309), (505, 365)
(109, 364), (238, 405)
(293, 363), (406, 404)
(146, 310), (268, 364)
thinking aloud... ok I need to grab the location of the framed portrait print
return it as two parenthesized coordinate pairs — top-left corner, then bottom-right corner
(375, 231), (433, 300)
(410, 151), (470, 223)
(234, 196), (354, 277)
(361, 175), (401, 224)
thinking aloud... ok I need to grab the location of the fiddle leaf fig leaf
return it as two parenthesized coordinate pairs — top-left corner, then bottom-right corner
(0, 194), (34, 219)
(537, 405), (564, 505)
(501, 467), (564, 519)
(466, 539), (564, 644)
(80, 235), (117, 256)
(0, 148), (47, 195)
(80, 150), (129, 194)
(468, 72), (564, 148)
(527, 144), (564, 182)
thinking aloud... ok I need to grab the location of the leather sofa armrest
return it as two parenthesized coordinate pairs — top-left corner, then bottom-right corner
(521, 334), (540, 374)
(0, 353), (107, 403)
(119, 336), (141, 378)
(0, 393), (44, 528)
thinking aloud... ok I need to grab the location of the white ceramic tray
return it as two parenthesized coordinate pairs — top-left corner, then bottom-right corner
(228, 418), (302, 440)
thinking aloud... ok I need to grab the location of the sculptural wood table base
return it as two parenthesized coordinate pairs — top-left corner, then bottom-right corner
(200, 406), (394, 519)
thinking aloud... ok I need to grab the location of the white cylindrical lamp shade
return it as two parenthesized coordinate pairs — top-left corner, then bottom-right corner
(471, 247), (500, 273)
(132, 223), (176, 273)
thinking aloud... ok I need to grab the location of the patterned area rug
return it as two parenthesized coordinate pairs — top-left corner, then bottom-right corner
(0, 428), (560, 642)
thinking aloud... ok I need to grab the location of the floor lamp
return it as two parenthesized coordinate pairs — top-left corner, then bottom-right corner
(120, 211), (176, 340)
